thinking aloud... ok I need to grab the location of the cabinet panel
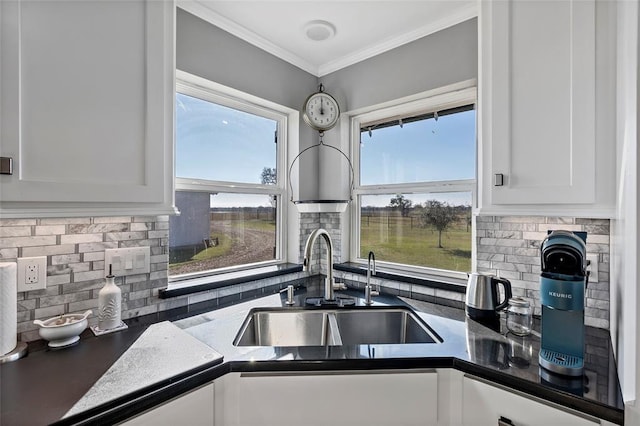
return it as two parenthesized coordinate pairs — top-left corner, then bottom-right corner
(482, 0), (596, 205)
(0, 0), (175, 216)
(120, 383), (214, 426)
(462, 376), (599, 425)
(221, 370), (438, 426)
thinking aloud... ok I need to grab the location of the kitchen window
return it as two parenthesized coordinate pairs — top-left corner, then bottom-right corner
(351, 87), (476, 279)
(170, 76), (289, 281)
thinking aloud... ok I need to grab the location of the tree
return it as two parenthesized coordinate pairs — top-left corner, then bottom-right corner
(420, 200), (456, 248)
(389, 194), (413, 217)
(260, 167), (277, 209)
(260, 167), (276, 185)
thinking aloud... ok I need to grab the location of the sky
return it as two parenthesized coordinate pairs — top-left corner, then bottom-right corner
(176, 93), (476, 208)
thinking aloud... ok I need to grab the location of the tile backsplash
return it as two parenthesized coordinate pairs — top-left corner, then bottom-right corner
(0, 215), (308, 343)
(0, 216), (172, 342)
(0, 213), (612, 343)
(476, 216), (610, 329)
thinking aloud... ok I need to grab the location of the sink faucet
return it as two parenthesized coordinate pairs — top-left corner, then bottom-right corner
(365, 251), (378, 305)
(303, 228), (336, 301)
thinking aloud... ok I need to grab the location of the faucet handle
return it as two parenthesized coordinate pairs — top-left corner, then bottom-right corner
(364, 285), (373, 305)
(285, 285), (295, 305)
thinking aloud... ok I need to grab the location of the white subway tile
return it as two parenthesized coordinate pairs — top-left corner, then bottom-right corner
(0, 236), (56, 248)
(522, 231), (548, 241)
(23, 244), (75, 257)
(585, 317), (609, 329)
(51, 254), (81, 265)
(133, 216), (158, 222)
(0, 219), (36, 226)
(68, 299), (99, 312)
(93, 216), (132, 224)
(35, 225), (66, 235)
(538, 223), (583, 232)
(148, 230), (169, 239)
(73, 270), (104, 282)
(0, 248), (18, 259)
(586, 234), (609, 244)
(105, 231), (146, 241)
(0, 226), (32, 237)
(78, 242), (118, 252)
(61, 234), (103, 244)
(130, 222), (152, 231)
(497, 216), (545, 224)
(47, 274), (71, 285)
(40, 218), (90, 225)
(68, 223), (128, 234)
(69, 262), (91, 272)
(34, 305), (65, 319)
(83, 252), (105, 262)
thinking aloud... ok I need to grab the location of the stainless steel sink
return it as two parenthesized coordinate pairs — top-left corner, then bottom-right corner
(233, 306), (441, 347)
(233, 309), (342, 347)
(334, 308), (438, 345)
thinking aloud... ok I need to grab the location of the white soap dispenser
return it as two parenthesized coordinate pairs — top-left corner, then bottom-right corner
(97, 264), (122, 331)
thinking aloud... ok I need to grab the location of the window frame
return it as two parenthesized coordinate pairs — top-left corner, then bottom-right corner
(349, 86), (478, 281)
(171, 73), (291, 283)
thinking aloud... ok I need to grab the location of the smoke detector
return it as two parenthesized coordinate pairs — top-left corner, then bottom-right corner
(304, 20), (336, 42)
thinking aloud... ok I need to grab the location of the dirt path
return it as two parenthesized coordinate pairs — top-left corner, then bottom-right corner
(170, 223), (275, 276)
(211, 222), (275, 268)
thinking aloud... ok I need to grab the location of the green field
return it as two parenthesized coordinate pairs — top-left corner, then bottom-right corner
(169, 233), (233, 267)
(169, 209), (470, 274)
(360, 214), (471, 272)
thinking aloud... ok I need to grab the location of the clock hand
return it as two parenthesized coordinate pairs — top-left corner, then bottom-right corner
(320, 101), (324, 116)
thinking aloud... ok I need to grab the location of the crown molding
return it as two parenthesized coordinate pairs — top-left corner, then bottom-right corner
(177, 0), (320, 76)
(317, 2), (478, 77)
(179, 1), (477, 78)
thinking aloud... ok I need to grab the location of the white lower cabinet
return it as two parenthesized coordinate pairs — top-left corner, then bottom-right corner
(119, 382), (214, 426)
(460, 374), (600, 426)
(215, 370), (439, 426)
(117, 370), (613, 426)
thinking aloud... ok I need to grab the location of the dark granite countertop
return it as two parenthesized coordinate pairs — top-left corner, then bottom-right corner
(0, 278), (624, 425)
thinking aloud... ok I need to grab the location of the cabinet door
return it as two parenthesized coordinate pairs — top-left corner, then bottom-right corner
(0, 0), (175, 217)
(462, 376), (599, 425)
(120, 383), (214, 426)
(481, 0), (596, 205)
(220, 370), (438, 426)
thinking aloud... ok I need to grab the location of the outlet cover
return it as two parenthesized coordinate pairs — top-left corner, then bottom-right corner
(105, 247), (150, 277)
(17, 256), (47, 292)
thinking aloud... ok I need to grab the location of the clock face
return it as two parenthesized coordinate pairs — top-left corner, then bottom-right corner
(303, 92), (340, 131)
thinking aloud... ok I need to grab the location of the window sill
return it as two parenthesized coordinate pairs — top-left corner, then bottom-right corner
(334, 263), (466, 294)
(159, 263), (303, 299)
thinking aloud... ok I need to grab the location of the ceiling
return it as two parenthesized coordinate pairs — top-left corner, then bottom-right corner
(177, 1), (477, 77)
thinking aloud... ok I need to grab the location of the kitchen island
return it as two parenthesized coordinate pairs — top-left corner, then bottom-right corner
(0, 278), (624, 425)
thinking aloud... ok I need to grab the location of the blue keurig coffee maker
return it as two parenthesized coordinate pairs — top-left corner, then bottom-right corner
(539, 230), (588, 377)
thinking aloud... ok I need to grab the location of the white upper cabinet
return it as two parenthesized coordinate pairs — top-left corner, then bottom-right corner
(479, 0), (616, 217)
(0, 0), (176, 217)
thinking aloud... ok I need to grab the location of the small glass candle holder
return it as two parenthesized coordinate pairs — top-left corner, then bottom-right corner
(506, 297), (533, 336)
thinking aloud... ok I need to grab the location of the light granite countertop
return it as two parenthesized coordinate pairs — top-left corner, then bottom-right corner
(64, 321), (222, 417)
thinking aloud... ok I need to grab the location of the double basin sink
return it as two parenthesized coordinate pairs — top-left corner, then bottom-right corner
(233, 305), (442, 347)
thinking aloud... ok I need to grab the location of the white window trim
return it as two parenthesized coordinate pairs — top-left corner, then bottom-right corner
(170, 70), (300, 283)
(349, 85), (477, 281)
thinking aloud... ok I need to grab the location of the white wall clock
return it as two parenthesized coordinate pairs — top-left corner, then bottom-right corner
(302, 84), (340, 132)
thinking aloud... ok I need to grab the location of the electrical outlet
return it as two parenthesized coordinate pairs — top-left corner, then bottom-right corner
(17, 256), (47, 292)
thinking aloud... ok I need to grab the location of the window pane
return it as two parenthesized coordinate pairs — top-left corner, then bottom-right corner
(169, 192), (277, 276)
(176, 93), (278, 184)
(360, 108), (475, 185)
(360, 192), (472, 272)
